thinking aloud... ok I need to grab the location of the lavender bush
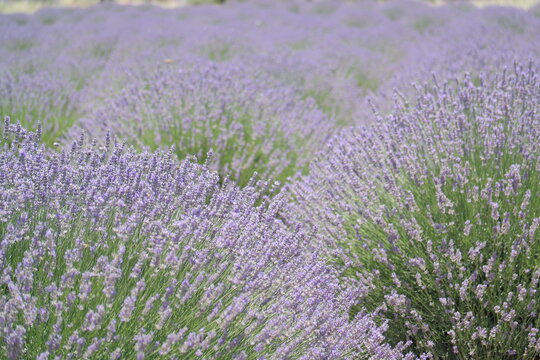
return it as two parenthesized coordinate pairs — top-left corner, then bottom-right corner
(0, 120), (408, 360)
(82, 64), (333, 187)
(288, 64), (540, 358)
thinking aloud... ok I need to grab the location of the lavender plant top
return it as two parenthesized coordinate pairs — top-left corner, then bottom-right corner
(82, 64), (333, 188)
(0, 120), (410, 360)
(288, 63), (540, 359)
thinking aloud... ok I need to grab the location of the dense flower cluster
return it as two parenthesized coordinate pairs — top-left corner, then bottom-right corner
(82, 64), (332, 187)
(0, 121), (411, 359)
(288, 64), (540, 358)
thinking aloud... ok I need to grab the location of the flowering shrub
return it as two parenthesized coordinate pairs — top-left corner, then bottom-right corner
(0, 120), (406, 360)
(83, 64), (333, 187)
(288, 64), (540, 358)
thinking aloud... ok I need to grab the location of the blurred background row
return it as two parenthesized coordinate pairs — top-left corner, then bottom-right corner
(2, 0), (540, 13)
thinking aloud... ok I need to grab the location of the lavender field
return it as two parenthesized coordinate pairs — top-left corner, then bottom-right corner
(1, 0), (540, 359)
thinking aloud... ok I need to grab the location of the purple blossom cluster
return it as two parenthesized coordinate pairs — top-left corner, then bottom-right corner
(0, 120), (408, 359)
(288, 64), (540, 358)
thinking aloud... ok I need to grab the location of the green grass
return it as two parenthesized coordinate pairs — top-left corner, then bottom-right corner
(1, 104), (78, 147)
(200, 42), (234, 62)
(6, 39), (35, 52)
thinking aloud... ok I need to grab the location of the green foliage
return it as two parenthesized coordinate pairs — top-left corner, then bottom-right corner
(1, 104), (77, 147)
(136, 107), (302, 188)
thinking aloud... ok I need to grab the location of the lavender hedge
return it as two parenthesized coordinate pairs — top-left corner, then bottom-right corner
(82, 64), (333, 187)
(0, 120), (410, 359)
(2, 0), (539, 140)
(288, 64), (540, 359)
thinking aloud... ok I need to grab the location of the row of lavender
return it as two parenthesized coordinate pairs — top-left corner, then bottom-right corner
(3, 62), (538, 360)
(2, 0), (539, 184)
(1, 0), (540, 359)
